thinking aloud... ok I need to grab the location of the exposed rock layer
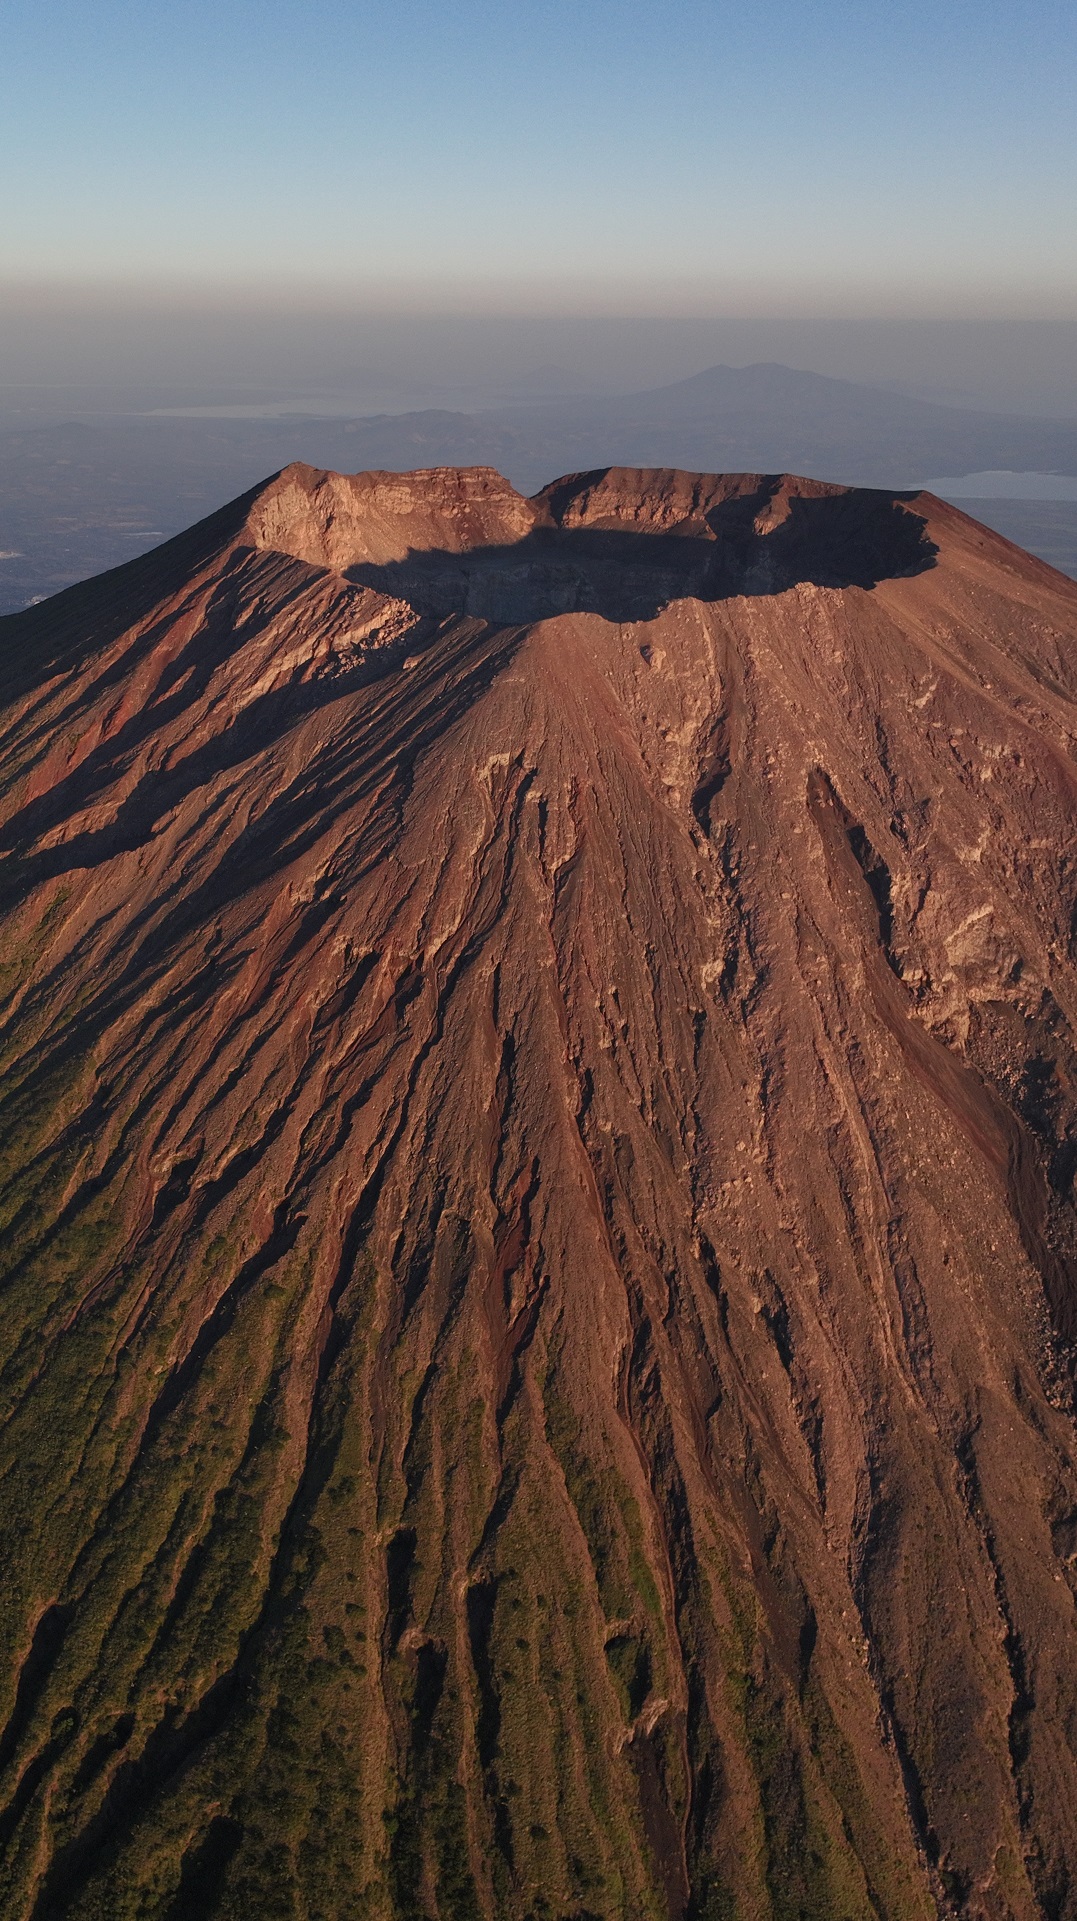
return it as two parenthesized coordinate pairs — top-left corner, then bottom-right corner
(0, 464), (1076, 1921)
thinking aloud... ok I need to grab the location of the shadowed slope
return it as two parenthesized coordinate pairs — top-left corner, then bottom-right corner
(0, 464), (1075, 1921)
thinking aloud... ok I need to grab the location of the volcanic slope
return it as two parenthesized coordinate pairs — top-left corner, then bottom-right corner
(0, 464), (1077, 1921)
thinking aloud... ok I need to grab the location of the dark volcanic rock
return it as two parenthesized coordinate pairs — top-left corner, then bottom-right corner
(0, 463), (1076, 1920)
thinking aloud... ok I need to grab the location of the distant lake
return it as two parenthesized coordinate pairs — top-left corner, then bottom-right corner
(918, 470), (1077, 500)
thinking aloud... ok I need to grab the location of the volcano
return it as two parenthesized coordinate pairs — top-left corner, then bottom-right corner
(1, 464), (1076, 1921)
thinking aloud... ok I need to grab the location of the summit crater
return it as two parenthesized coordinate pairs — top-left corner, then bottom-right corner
(245, 463), (937, 624)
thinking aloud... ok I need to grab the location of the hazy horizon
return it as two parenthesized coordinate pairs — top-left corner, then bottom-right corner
(1, 299), (1076, 423)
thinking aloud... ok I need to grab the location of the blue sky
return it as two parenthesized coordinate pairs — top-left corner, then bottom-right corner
(2, 0), (1075, 312)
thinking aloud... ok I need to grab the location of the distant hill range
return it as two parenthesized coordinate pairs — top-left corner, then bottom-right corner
(2, 360), (1077, 609)
(476, 360), (1077, 490)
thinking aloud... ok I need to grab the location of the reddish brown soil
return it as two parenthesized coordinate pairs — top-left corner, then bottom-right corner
(0, 464), (1076, 1921)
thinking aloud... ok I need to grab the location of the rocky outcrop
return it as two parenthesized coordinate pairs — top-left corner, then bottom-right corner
(0, 464), (1075, 1920)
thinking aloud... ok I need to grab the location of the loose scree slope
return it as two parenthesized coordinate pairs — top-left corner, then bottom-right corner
(0, 465), (1076, 1921)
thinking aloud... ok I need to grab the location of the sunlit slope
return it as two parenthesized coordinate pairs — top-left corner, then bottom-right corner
(0, 464), (1076, 1920)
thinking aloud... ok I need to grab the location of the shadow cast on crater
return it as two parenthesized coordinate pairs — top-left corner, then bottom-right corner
(346, 488), (937, 625)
